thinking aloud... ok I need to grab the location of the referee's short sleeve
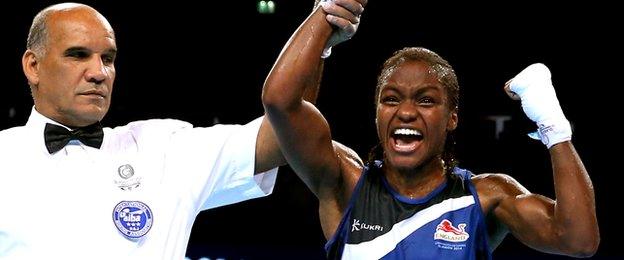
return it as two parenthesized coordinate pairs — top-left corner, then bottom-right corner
(164, 117), (278, 212)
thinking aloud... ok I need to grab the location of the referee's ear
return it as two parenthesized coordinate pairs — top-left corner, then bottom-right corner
(23, 49), (41, 88)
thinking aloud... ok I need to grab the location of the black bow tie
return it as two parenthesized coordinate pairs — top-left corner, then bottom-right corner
(44, 123), (104, 154)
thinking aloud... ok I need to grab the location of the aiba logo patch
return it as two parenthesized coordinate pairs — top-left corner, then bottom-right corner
(112, 201), (153, 239)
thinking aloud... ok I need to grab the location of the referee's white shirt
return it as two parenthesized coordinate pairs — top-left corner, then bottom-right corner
(0, 108), (278, 259)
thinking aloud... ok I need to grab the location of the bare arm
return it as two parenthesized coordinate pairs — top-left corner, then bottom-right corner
(548, 142), (598, 255)
(261, 2), (365, 196)
(262, 7), (338, 195)
(487, 142), (598, 257)
(255, 0), (347, 175)
(254, 61), (324, 174)
(489, 64), (599, 257)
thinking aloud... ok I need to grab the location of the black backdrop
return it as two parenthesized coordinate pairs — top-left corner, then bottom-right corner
(2, 1), (619, 259)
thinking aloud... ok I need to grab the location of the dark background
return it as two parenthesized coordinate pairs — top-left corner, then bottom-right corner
(2, 1), (619, 259)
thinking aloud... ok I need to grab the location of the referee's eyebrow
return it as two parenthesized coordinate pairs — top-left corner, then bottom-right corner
(63, 46), (117, 57)
(63, 46), (117, 63)
(63, 46), (91, 58)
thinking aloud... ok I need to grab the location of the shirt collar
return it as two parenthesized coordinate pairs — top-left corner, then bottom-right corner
(26, 106), (72, 130)
(26, 107), (81, 156)
(26, 106), (109, 154)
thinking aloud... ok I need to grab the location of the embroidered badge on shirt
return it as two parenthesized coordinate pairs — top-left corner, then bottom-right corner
(112, 201), (153, 239)
(118, 164), (134, 179)
(114, 164), (142, 190)
(434, 219), (469, 242)
(433, 219), (469, 251)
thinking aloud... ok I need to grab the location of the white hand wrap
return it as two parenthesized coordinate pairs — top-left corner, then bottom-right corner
(509, 63), (571, 148)
(320, 0), (334, 59)
(321, 46), (332, 59)
(320, 0), (360, 59)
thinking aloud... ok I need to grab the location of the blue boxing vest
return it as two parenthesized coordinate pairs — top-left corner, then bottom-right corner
(325, 161), (491, 260)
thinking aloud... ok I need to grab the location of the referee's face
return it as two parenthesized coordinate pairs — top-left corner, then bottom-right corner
(27, 7), (117, 127)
